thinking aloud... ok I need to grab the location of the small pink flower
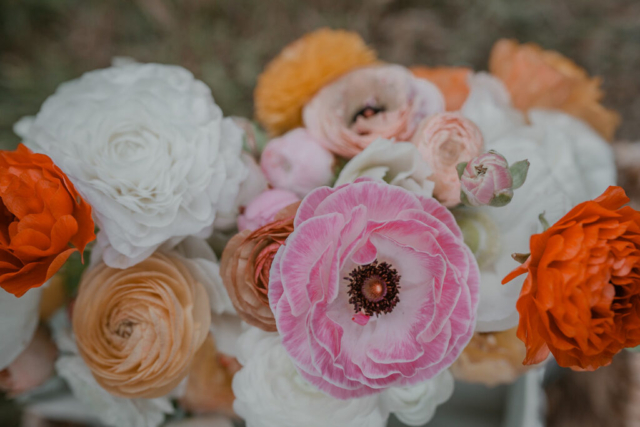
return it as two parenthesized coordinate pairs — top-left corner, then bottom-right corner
(460, 151), (529, 207)
(412, 112), (484, 207)
(261, 128), (335, 198)
(237, 189), (300, 232)
(269, 179), (479, 399)
(303, 65), (445, 158)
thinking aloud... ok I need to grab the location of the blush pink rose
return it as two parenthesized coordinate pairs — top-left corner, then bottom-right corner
(412, 112), (484, 207)
(238, 189), (300, 232)
(261, 128), (335, 198)
(303, 65), (445, 158)
(268, 178), (479, 399)
(460, 152), (513, 206)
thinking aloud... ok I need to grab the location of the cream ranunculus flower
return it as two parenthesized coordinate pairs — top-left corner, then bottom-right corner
(334, 138), (434, 198)
(16, 62), (247, 268)
(72, 252), (211, 398)
(0, 288), (42, 370)
(50, 311), (174, 427)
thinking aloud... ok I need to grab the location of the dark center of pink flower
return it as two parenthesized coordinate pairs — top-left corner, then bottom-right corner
(352, 106), (386, 123)
(346, 260), (400, 317)
(475, 164), (488, 176)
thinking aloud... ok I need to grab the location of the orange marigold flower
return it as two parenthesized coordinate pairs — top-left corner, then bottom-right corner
(0, 144), (95, 297)
(411, 66), (472, 111)
(503, 186), (640, 370)
(489, 39), (621, 141)
(254, 28), (377, 136)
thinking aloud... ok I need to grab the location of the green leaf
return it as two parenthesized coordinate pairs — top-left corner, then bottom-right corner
(539, 212), (550, 231)
(489, 193), (512, 207)
(456, 162), (468, 179)
(510, 160), (530, 189)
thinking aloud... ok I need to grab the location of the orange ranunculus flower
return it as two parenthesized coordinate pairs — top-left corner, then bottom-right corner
(0, 144), (94, 297)
(254, 28), (377, 136)
(411, 66), (472, 111)
(489, 39), (621, 141)
(503, 186), (640, 370)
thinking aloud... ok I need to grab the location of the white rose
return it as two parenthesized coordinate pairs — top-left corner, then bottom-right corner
(381, 370), (454, 426)
(232, 327), (388, 427)
(461, 72), (525, 142)
(18, 62), (247, 269)
(335, 138), (435, 198)
(0, 288), (42, 369)
(49, 311), (173, 427)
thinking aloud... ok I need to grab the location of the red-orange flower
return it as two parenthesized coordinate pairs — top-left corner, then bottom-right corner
(0, 144), (95, 297)
(503, 186), (640, 370)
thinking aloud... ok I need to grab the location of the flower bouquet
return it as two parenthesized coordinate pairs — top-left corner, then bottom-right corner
(0, 28), (632, 427)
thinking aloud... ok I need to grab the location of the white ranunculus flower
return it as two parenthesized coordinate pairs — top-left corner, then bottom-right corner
(49, 311), (173, 427)
(0, 288), (42, 369)
(17, 62), (247, 269)
(232, 328), (388, 427)
(382, 370), (454, 426)
(335, 138), (435, 198)
(461, 72), (525, 142)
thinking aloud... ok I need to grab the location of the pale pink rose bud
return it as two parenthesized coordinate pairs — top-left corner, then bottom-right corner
(261, 128), (335, 198)
(458, 150), (529, 207)
(0, 326), (57, 396)
(412, 112), (484, 207)
(237, 189), (300, 231)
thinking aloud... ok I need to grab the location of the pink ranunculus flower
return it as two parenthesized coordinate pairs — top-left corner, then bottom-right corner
(303, 65), (445, 158)
(412, 112), (484, 207)
(461, 152), (512, 206)
(268, 178), (479, 399)
(261, 128), (335, 198)
(237, 189), (300, 232)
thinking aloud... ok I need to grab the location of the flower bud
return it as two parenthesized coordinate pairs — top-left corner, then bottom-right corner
(458, 151), (529, 207)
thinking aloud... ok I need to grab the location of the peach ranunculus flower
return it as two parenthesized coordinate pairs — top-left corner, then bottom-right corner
(412, 112), (484, 207)
(303, 64), (445, 158)
(179, 334), (239, 417)
(489, 39), (621, 141)
(0, 325), (57, 396)
(411, 66), (472, 111)
(220, 203), (298, 332)
(450, 327), (538, 387)
(255, 28), (378, 136)
(503, 186), (640, 371)
(73, 253), (211, 398)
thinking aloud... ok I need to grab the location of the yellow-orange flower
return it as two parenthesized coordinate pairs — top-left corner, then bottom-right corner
(489, 39), (620, 141)
(73, 253), (211, 398)
(254, 28), (377, 136)
(450, 327), (537, 386)
(411, 66), (472, 111)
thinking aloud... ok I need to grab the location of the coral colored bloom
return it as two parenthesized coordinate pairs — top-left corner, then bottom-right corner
(269, 179), (479, 398)
(237, 189), (300, 232)
(503, 186), (640, 370)
(255, 28), (378, 136)
(221, 203), (298, 332)
(260, 128), (335, 198)
(489, 39), (621, 141)
(411, 66), (472, 111)
(303, 65), (445, 158)
(0, 144), (94, 297)
(412, 112), (484, 207)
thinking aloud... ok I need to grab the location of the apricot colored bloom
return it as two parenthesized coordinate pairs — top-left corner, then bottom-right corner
(221, 203), (298, 332)
(503, 186), (640, 370)
(304, 65), (445, 158)
(73, 253), (211, 398)
(411, 66), (472, 111)
(412, 112), (484, 207)
(450, 327), (537, 386)
(0, 144), (94, 297)
(255, 28), (378, 136)
(489, 39), (621, 141)
(269, 179), (479, 398)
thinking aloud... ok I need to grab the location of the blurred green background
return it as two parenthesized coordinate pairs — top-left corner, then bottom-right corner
(1, 1), (639, 426)
(1, 0), (639, 150)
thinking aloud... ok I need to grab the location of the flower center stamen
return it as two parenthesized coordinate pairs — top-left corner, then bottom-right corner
(475, 164), (488, 175)
(352, 106), (386, 123)
(346, 260), (400, 317)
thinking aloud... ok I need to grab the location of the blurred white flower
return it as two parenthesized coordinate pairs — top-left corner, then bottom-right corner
(18, 62), (246, 268)
(0, 288), (42, 370)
